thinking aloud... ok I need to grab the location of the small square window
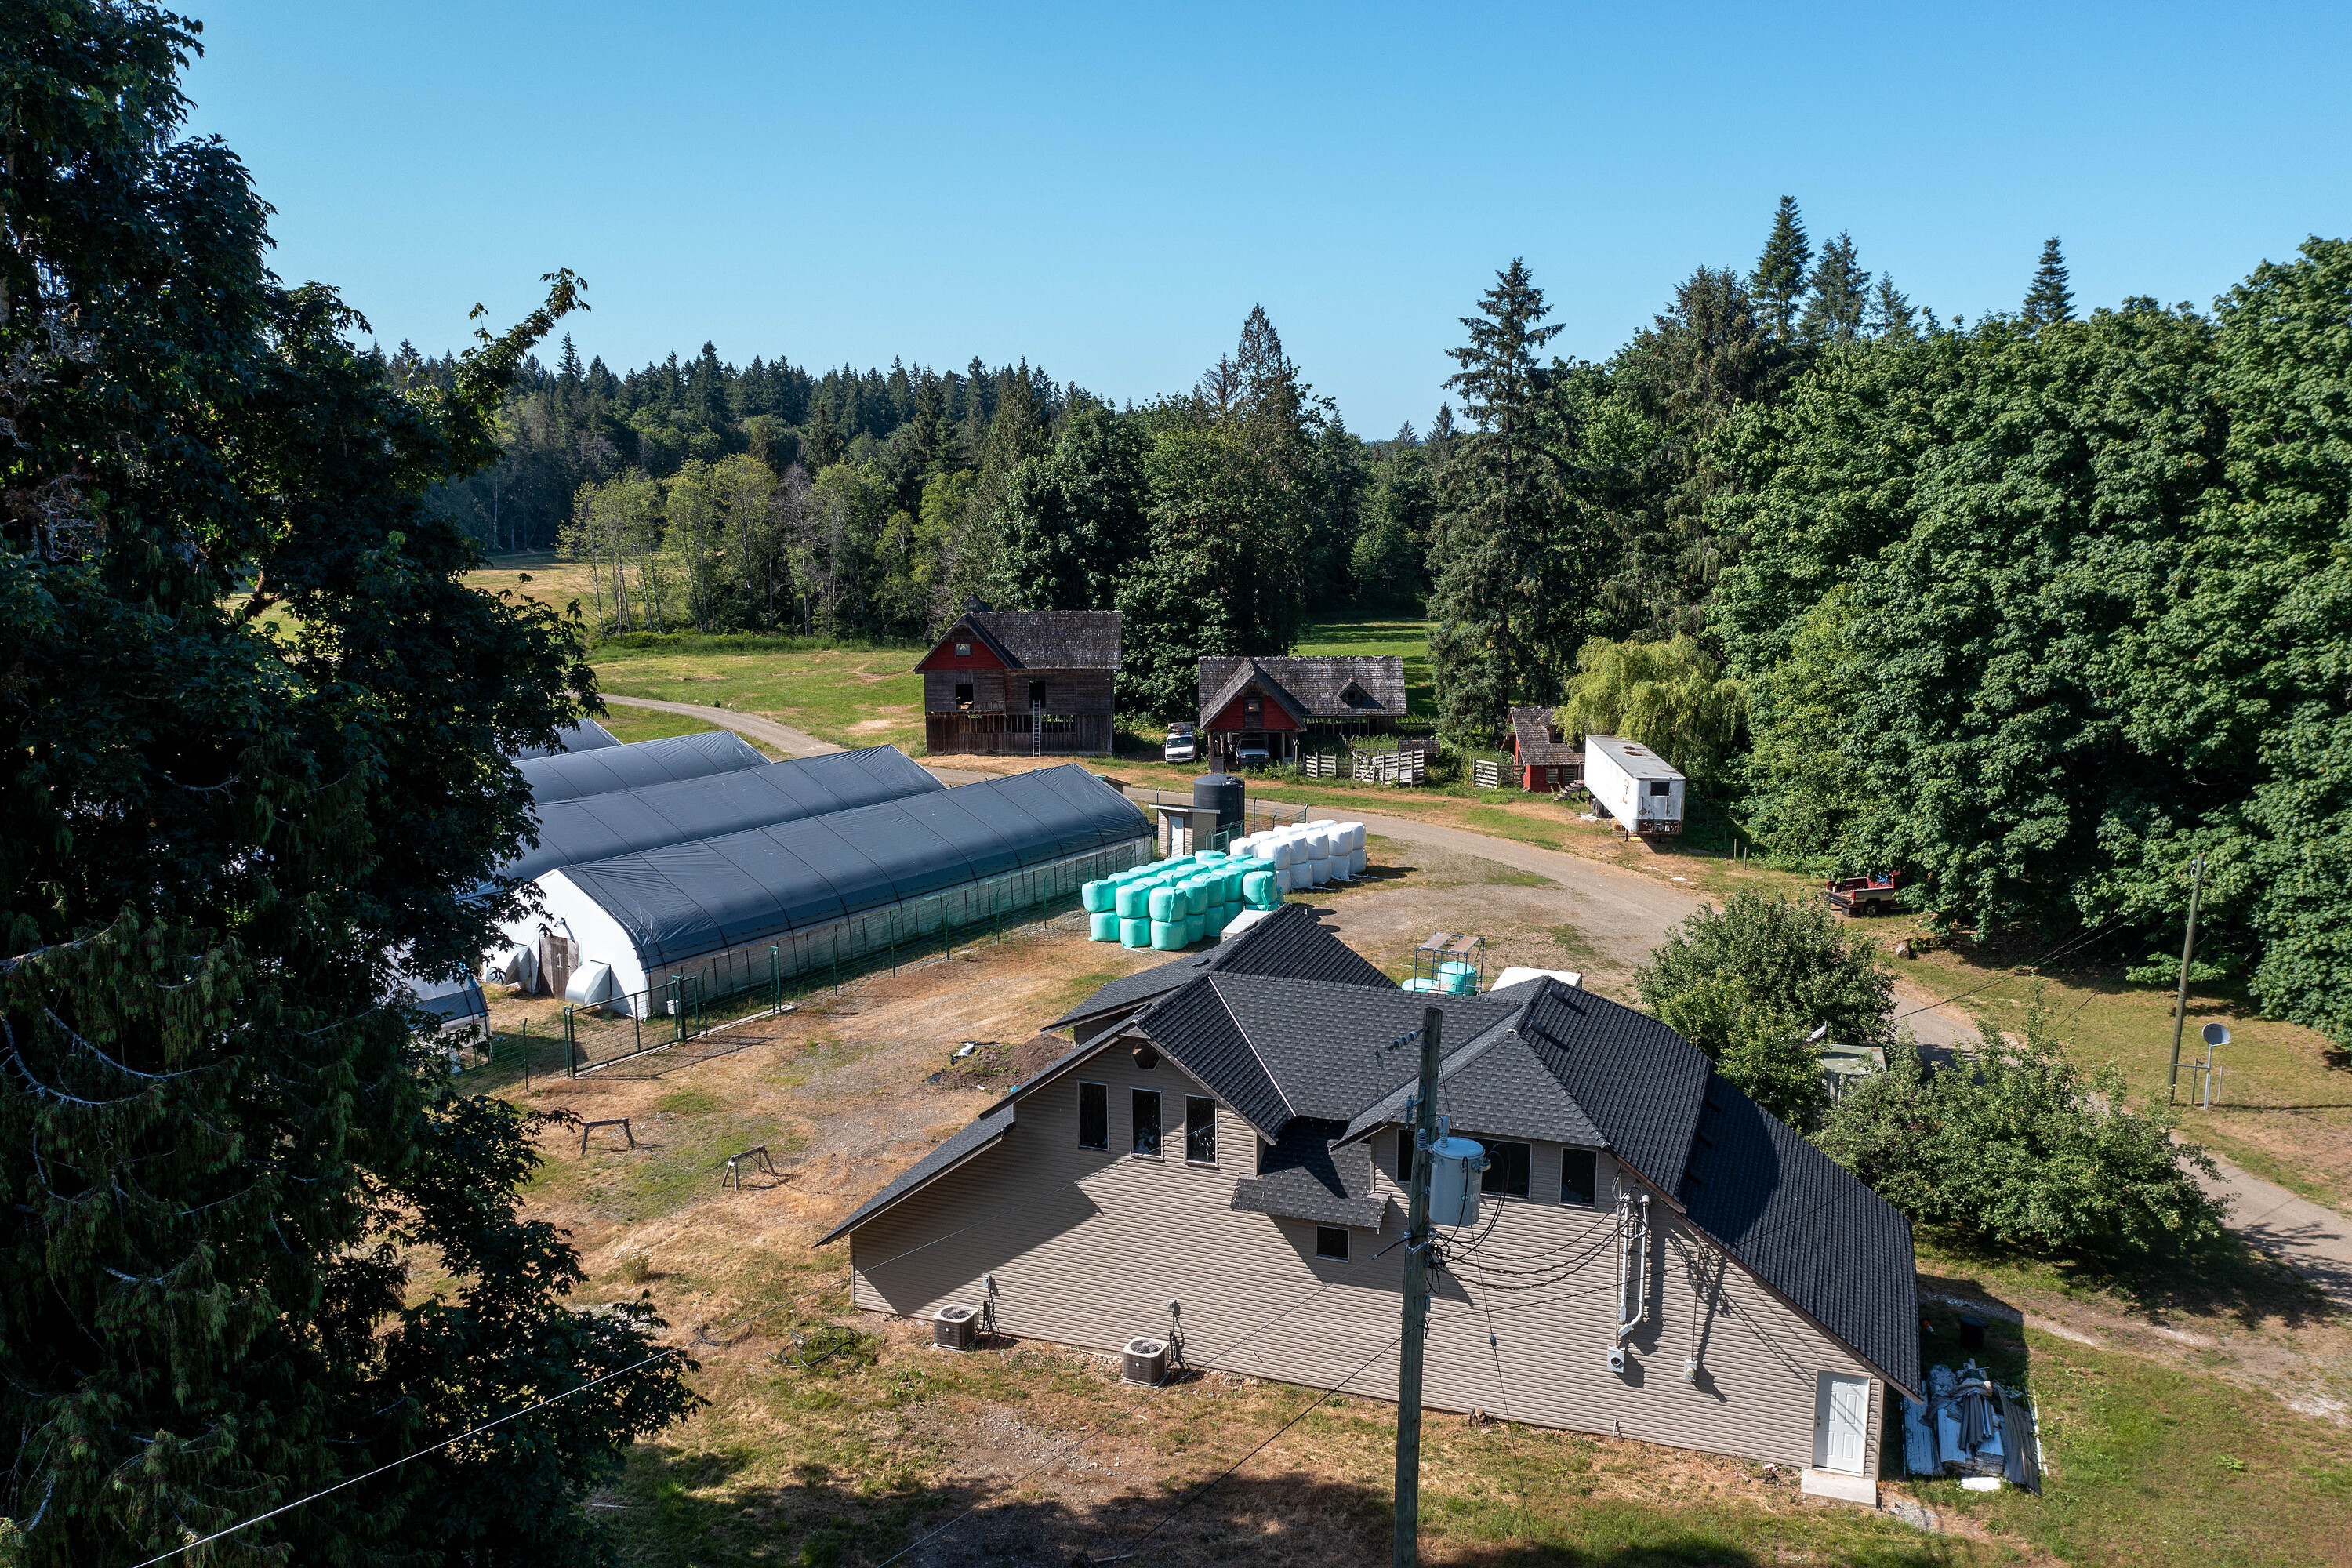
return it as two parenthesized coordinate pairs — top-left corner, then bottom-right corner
(1648, 779), (1672, 797)
(1131, 1089), (1161, 1157)
(1392, 1127), (1411, 1184)
(1077, 1082), (1107, 1150)
(954, 682), (975, 709)
(1185, 1097), (1217, 1164)
(1481, 1140), (1531, 1199)
(954, 641), (971, 657)
(1316, 1226), (1349, 1261)
(1561, 1148), (1597, 1207)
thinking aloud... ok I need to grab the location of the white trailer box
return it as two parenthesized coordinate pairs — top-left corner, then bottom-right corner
(1583, 735), (1685, 837)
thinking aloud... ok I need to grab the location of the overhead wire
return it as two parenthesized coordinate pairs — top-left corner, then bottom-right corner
(1889, 914), (2132, 1025)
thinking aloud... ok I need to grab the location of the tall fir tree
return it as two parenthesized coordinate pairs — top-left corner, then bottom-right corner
(2023, 237), (2074, 328)
(1798, 231), (1871, 343)
(1748, 196), (1813, 342)
(1867, 274), (1918, 339)
(1426, 260), (1574, 746)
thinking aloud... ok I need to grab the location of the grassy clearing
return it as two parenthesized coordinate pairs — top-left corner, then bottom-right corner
(591, 633), (927, 752)
(1294, 616), (1436, 717)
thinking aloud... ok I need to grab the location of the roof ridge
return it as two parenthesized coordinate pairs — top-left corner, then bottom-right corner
(1200, 973), (1301, 1126)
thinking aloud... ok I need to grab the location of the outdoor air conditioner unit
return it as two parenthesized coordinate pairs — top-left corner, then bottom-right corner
(933, 1303), (979, 1352)
(1123, 1336), (1170, 1387)
(1606, 1346), (1628, 1376)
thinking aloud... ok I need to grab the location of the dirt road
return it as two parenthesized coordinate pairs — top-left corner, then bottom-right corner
(601, 693), (843, 758)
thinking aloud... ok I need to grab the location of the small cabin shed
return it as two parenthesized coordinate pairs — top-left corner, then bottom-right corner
(1508, 706), (1582, 792)
(1583, 735), (1685, 837)
(1195, 655), (1406, 764)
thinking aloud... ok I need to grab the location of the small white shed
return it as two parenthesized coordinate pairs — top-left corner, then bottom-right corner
(1583, 735), (1685, 837)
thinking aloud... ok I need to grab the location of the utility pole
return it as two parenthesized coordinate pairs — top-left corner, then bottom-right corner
(1392, 1005), (1444, 1568)
(2167, 855), (2207, 1102)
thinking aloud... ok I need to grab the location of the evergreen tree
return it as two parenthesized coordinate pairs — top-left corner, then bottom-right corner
(1748, 195), (1813, 342)
(2023, 237), (2074, 328)
(0, 6), (695, 1561)
(1426, 260), (1573, 746)
(993, 407), (1149, 611)
(557, 331), (583, 386)
(1798, 231), (1870, 343)
(1867, 274), (1918, 339)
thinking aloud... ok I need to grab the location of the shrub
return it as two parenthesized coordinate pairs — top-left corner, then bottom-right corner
(1814, 1000), (2227, 1261)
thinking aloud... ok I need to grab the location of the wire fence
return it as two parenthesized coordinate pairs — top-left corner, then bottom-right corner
(553, 840), (1150, 1076)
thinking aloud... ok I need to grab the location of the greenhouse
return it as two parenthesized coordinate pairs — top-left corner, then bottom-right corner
(514, 717), (619, 759)
(526, 763), (1148, 1014)
(517, 728), (767, 804)
(503, 744), (942, 884)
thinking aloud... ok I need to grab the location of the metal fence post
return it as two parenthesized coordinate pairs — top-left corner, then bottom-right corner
(564, 1006), (576, 1079)
(771, 944), (782, 1015)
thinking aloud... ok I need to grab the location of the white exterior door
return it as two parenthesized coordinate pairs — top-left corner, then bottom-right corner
(1816, 1372), (1871, 1474)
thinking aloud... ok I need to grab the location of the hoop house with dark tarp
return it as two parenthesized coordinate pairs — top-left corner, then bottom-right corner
(503, 745), (944, 883)
(517, 728), (768, 804)
(514, 716), (620, 758)
(526, 764), (1148, 1014)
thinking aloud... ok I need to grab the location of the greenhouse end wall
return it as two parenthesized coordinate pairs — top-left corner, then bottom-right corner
(638, 838), (1152, 1014)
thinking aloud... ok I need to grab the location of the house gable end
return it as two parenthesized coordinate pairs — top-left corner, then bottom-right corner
(915, 620), (1014, 673)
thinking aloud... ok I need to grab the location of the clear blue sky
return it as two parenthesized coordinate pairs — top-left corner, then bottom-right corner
(184, 1), (2351, 436)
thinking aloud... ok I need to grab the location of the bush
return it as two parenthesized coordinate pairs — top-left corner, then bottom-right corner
(1814, 1000), (2227, 1261)
(1638, 889), (1894, 1125)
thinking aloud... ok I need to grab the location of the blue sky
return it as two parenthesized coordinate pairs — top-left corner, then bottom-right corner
(184, 1), (2351, 436)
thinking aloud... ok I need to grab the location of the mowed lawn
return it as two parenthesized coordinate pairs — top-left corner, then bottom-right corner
(591, 635), (927, 753)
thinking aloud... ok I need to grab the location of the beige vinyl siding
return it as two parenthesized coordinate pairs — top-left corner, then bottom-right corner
(847, 1050), (1883, 1476)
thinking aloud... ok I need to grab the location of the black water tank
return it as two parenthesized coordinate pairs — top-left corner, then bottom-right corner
(1195, 773), (1243, 840)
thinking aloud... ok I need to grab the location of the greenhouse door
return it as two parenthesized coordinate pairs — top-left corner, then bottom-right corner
(539, 932), (578, 1001)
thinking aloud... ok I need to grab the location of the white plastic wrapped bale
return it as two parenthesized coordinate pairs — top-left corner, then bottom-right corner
(1345, 822), (1368, 875)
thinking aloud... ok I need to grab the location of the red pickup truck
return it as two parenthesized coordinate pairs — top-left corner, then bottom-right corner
(1824, 873), (1901, 916)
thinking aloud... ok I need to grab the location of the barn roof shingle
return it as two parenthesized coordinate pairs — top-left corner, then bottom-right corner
(958, 606), (1122, 670)
(1196, 656), (1407, 724)
(1508, 706), (1580, 768)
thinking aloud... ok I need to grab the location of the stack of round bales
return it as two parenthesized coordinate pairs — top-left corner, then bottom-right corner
(1222, 820), (1367, 906)
(1080, 849), (1250, 951)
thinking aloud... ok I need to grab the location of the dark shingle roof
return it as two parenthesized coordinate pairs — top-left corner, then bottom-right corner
(1196, 656), (1407, 724)
(1508, 706), (1579, 768)
(1044, 904), (1391, 1033)
(1230, 1118), (1390, 1229)
(1679, 1078), (1922, 1398)
(961, 608), (1122, 670)
(1196, 977), (1522, 1125)
(814, 1105), (1015, 1245)
(1512, 983), (1713, 1192)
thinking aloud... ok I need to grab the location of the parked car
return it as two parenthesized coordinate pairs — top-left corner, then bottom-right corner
(1162, 723), (1198, 764)
(1234, 740), (1271, 768)
(1824, 873), (1901, 916)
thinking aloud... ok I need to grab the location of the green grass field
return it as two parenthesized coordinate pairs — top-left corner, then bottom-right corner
(590, 633), (927, 752)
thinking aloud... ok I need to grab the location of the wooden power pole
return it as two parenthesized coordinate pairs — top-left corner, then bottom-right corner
(1393, 1005), (1444, 1568)
(2167, 855), (2207, 1101)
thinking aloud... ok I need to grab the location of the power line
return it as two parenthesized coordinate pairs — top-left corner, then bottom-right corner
(1889, 915), (2131, 1025)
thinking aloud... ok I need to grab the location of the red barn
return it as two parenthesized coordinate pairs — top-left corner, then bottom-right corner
(916, 601), (1120, 757)
(1196, 655), (1407, 764)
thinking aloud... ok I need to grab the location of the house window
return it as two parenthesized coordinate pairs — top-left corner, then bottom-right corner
(1561, 1148), (1597, 1207)
(1316, 1226), (1349, 1261)
(1481, 1140), (1531, 1199)
(1185, 1097), (1217, 1164)
(1243, 695), (1263, 723)
(1029, 679), (1047, 708)
(1077, 1082), (1107, 1149)
(1392, 1127), (1412, 1183)
(954, 682), (975, 710)
(1132, 1089), (1162, 1157)
(1647, 780), (1672, 797)
(954, 641), (971, 657)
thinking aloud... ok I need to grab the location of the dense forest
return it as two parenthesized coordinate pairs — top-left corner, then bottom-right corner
(426, 208), (2350, 1047)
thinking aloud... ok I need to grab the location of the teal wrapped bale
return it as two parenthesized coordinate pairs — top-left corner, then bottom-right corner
(1088, 911), (1120, 942)
(1184, 912), (1205, 946)
(1223, 868), (1246, 902)
(1082, 879), (1115, 914)
(1243, 869), (1279, 909)
(1116, 883), (1150, 920)
(1150, 920), (1187, 951)
(1120, 917), (1151, 949)
(1148, 884), (1178, 923)
(1220, 900), (1241, 930)
(1196, 847), (1227, 862)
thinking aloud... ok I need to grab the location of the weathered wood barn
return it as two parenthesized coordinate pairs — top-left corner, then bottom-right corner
(820, 916), (1918, 1503)
(1508, 706), (1583, 792)
(1195, 655), (1407, 764)
(916, 602), (1120, 757)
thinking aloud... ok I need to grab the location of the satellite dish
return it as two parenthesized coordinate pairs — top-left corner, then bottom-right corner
(2201, 1022), (2230, 1047)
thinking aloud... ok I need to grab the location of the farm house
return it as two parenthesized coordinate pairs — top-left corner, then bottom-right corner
(506, 762), (1149, 1015)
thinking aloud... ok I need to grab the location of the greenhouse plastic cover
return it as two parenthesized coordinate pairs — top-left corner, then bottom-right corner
(503, 745), (943, 884)
(518, 730), (767, 804)
(513, 717), (619, 760)
(561, 764), (1149, 967)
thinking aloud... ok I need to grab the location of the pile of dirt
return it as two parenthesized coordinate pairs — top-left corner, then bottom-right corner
(929, 1030), (1073, 1091)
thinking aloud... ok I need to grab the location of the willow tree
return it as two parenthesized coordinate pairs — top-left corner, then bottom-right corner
(0, 5), (693, 1563)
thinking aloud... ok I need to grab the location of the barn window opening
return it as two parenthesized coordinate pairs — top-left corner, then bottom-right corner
(1185, 1097), (1217, 1164)
(1316, 1226), (1350, 1261)
(953, 641), (971, 657)
(1561, 1148), (1597, 1207)
(1029, 680), (1047, 708)
(1481, 1140), (1531, 1199)
(1131, 1089), (1162, 1157)
(1077, 1082), (1107, 1149)
(955, 682), (975, 710)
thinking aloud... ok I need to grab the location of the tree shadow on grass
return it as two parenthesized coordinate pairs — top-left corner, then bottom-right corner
(611, 1442), (1965, 1568)
(1918, 1223), (2335, 1334)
